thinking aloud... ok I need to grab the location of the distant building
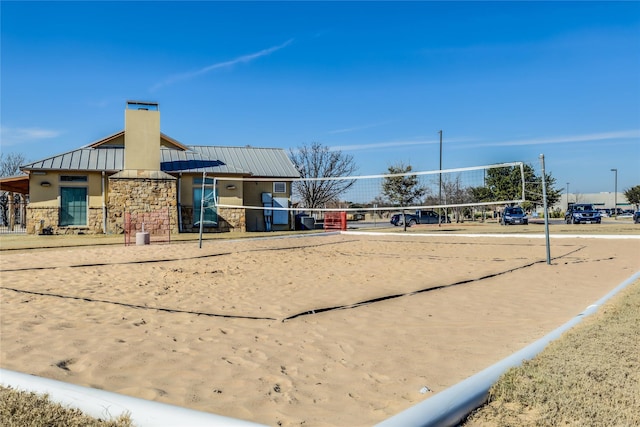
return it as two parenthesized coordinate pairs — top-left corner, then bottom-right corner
(7, 101), (300, 235)
(555, 192), (632, 212)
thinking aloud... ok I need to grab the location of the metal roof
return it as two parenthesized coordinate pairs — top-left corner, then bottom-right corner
(21, 147), (125, 172)
(160, 147), (248, 175)
(189, 146), (300, 178)
(20, 142), (300, 178)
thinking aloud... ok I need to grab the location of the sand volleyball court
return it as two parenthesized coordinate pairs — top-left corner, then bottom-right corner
(1, 233), (638, 426)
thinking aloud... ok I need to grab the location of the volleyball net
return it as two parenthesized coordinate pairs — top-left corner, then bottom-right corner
(206, 162), (525, 217)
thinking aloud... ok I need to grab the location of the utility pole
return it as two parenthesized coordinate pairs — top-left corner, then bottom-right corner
(566, 182), (570, 210)
(438, 130), (443, 226)
(611, 168), (618, 219)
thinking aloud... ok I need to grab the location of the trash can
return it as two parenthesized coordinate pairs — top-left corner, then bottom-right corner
(136, 232), (150, 245)
(301, 216), (315, 230)
(295, 213), (312, 230)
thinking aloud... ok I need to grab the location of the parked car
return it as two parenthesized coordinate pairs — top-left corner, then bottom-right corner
(565, 203), (601, 224)
(633, 211), (640, 224)
(390, 210), (450, 227)
(500, 206), (528, 225)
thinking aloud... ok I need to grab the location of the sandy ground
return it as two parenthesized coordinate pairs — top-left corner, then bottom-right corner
(1, 232), (639, 426)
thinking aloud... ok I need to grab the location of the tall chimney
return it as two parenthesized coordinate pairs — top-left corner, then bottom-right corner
(124, 101), (160, 170)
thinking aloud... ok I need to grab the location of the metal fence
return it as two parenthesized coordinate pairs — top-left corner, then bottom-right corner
(0, 199), (27, 234)
(124, 208), (172, 246)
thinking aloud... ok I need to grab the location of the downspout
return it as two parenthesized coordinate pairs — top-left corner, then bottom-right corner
(101, 171), (107, 234)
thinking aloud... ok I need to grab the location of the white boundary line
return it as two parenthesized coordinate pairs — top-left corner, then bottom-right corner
(342, 230), (640, 239)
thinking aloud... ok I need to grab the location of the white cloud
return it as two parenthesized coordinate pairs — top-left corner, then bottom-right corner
(467, 130), (640, 148)
(331, 137), (474, 152)
(327, 130), (639, 154)
(327, 121), (395, 135)
(0, 126), (61, 147)
(151, 39), (294, 92)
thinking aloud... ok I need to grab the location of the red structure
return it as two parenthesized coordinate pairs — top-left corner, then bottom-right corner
(323, 211), (347, 231)
(124, 208), (171, 245)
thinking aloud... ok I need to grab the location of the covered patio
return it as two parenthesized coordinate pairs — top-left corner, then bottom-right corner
(0, 174), (29, 233)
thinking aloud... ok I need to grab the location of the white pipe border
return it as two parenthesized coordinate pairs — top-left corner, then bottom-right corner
(0, 369), (267, 427)
(342, 230), (640, 239)
(376, 270), (640, 427)
(1, 232), (637, 427)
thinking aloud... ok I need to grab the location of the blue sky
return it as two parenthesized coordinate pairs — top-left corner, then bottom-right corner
(1, 1), (639, 194)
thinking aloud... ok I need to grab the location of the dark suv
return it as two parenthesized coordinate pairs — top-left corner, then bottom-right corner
(500, 206), (528, 225)
(565, 204), (601, 224)
(390, 210), (450, 226)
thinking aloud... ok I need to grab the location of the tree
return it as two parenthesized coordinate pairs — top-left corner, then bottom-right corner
(624, 185), (640, 210)
(289, 142), (357, 209)
(528, 167), (562, 208)
(483, 164), (561, 209)
(381, 163), (427, 207)
(0, 152), (27, 227)
(381, 163), (427, 230)
(442, 175), (472, 222)
(0, 152), (25, 177)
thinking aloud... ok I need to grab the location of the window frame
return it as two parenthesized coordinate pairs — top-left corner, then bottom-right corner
(59, 186), (88, 226)
(193, 180), (218, 228)
(60, 175), (88, 183)
(273, 182), (286, 194)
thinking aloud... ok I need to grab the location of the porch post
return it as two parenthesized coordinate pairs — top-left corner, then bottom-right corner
(8, 192), (15, 231)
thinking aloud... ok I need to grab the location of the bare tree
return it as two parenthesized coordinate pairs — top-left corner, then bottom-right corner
(289, 142), (357, 209)
(442, 175), (472, 222)
(0, 152), (27, 227)
(0, 152), (26, 177)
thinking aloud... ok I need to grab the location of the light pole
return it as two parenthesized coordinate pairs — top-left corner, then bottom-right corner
(611, 168), (617, 219)
(566, 182), (570, 210)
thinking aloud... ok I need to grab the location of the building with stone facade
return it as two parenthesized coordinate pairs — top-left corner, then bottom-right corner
(16, 101), (300, 235)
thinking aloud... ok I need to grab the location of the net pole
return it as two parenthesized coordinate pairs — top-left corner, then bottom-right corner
(438, 129), (443, 227)
(198, 171), (206, 249)
(539, 154), (551, 265)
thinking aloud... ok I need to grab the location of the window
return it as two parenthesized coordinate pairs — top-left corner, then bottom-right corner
(273, 182), (286, 193)
(193, 186), (217, 227)
(60, 175), (88, 182)
(193, 177), (215, 185)
(60, 187), (87, 226)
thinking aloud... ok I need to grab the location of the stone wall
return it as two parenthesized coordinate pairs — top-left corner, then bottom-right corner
(107, 175), (178, 234)
(219, 207), (246, 232)
(26, 206), (103, 235)
(26, 206), (57, 234)
(180, 205), (246, 233)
